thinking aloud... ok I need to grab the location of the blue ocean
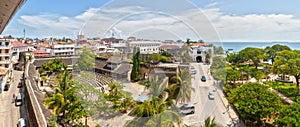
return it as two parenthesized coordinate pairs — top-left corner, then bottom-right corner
(207, 42), (300, 52)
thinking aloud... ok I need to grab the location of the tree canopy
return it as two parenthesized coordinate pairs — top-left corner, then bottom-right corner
(77, 46), (96, 71)
(265, 44), (291, 64)
(228, 83), (282, 126)
(131, 46), (141, 82)
(238, 47), (265, 68)
(210, 56), (227, 81)
(39, 58), (67, 74)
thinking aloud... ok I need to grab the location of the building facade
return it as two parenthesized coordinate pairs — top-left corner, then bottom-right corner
(0, 38), (13, 68)
(128, 41), (162, 54)
(51, 44), (75, 57)
(190, 45), (213, 63)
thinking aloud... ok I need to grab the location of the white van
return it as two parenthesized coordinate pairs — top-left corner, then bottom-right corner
(15, 93), (23, 106)
(17, 118), (26, 127)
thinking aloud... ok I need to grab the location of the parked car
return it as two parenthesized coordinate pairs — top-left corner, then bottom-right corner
(190, 66), (195, 70)
(190, 70), (197, 75)
(15, 93), (23, 106)
(4, 83), (10, 91)
(7, 79), (11, 84)
(17, 118), (27, 127)
(208, 91), (215, 100)
(201, 75), (206, 82)
(178, 104), (195, 115)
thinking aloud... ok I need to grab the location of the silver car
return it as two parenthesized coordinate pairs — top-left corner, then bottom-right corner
(178, 104), (195, 115)
(208, 91), (215, 100)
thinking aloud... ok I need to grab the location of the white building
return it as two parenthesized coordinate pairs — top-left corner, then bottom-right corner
(128, 41), (162, 54)
(190, 43), (213, 63)
(0, 38), (14, 68)
(12, 41), (29, 64)
(51, 44), (75, 57)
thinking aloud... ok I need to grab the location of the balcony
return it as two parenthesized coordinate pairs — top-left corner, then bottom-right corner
(0, 53), (10, 56)
(0, 45), (11, 49)
(52, 49), (74, 53)
(0, 60), (10, 64)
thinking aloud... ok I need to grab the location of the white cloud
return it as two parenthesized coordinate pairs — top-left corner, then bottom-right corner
(14, 4), (300, 41)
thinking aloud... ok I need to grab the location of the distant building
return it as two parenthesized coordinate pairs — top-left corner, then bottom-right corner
(101, 37), (124, 48)
(159, 44), (180, 52)
(51, 44), (75, 57)
(190, 43), (213, 63)
(127, 36), (136, 42)
(128, 41), (162, 54)
(34, 50), (50, 58)
(0, 38), (13, 68)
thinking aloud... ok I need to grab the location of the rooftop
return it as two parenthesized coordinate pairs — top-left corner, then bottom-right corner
(12, 41), (28, 47)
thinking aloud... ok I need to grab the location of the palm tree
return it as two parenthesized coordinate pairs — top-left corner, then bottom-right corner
(204, 117), (217, 127)
(149, 76), (166, 99)
(176, 69), (195, 104)
(44, 70), (74, 119)
(145, 110), (183, 127)
(44, 92), (65, 116)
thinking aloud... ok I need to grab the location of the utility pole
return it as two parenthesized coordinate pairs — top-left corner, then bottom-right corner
(23, 28), (25, 39)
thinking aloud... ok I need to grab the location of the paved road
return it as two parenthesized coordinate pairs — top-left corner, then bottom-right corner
(182, 63), (232, 127)
(0, 70), (26, 127)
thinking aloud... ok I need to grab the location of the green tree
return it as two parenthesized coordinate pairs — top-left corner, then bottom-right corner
(180, 44), (192, 63)
(176, 69), (194, 104)
(149, 76), (164, 99)
(265, 44), (291, 64)
(272, 50), (300, 99)
(226, 67), (242, 84)
(204, 117), (217, 127)
(44, 71), (87, 125)
(238, 47), (265, 69)
(205, 53), (211, 63)
(132, 97), (167, 117)
(74, 72), (110, 124)
(227, 53), (241, 65)
(44, 92), (65, 116)
(214, 46), (224, 54)
(39, 58), (67, 74)
(276, 103), (300, 126)
(228, 83), (282, 126)
(131, 46), (141, 82)
(77, 46), (95, 71)
(160, 56), (171, 63)
(149, 53), (161, 63)
(210, 56), (227, 82)
(161, 50), (171, 57)
(145, 110), (183, 127)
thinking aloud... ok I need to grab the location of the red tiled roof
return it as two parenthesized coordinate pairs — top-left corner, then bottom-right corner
(34, 50), (47, 54)
(189, 43), (206, 47)
(12, 41), (28, 47)
(34, 50), (50, 57)
(90, 41), (99, 46)
(0, 67), (8, 75)
(40, 44), (52, 48)
(101, 37), (123, 42)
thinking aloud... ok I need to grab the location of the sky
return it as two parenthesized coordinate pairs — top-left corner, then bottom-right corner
(2, 0), (300, 42)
